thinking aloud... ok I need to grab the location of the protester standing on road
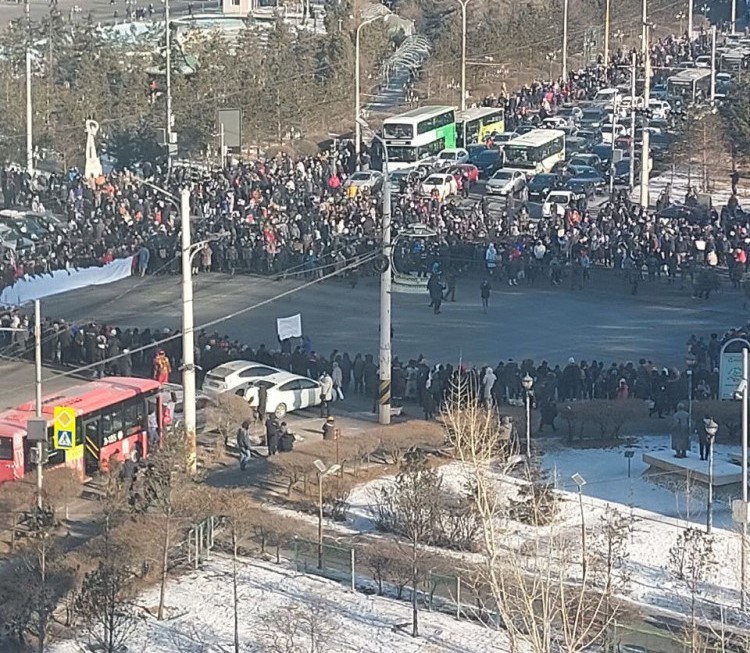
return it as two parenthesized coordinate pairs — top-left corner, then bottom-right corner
(480, 278), (491, 313)
(319, 371), (333, 417)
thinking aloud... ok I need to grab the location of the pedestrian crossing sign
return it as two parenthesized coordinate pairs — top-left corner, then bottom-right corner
(54, 406), (76, 450)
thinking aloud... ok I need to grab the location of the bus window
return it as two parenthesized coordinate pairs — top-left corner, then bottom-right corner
(0, 437), (12, 460)
(101, 405), (124, 447)
(383, 123), (413, 139)
(124, 398), (146, 433)
(46, 426), (65, 467)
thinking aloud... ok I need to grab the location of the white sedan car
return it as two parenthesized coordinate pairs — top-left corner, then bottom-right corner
(202, 360), (282, 397)
(434, 148), (469, 170)
(421, 173), (458, 200)
(486, 169), (526, 196)
(242, 371), (322, 418)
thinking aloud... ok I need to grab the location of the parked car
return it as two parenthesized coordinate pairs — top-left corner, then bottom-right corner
(576, 128), (602, 148)
(556, 105), (583, 123)
(242, 371), (322, 418)
(435, 148), (469, 169)
(202, 360), (282, 397)
(472, 149), (503, 178)
(344, 170), (383, 194)
(389, 168), (420, 193)
(421, 173), (458, 199)
(543, 116), (571, 130)
(542, 189), (587, 218)
(527, 173), (560, 204)
(569, 153), (604, 174)
(563, 178), (597, 199)
(486, 169), (526, 196)
(466, 143), (489, 165)
(579, 107), (608, 129)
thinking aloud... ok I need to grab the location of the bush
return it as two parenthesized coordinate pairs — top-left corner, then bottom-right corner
(375, 427), (446, 465)
(559, 400), (648, 441)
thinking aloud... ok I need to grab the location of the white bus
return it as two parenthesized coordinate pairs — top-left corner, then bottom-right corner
(378, 106), (457, 171)
(503, 129), (566, 175)
(666, 69), (712, 104)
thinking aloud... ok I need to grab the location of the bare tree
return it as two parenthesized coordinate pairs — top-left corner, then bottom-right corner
(669, 527), (717, 647)
(207, 393), (254, 459)
(443, 386), (617, 653)
(258, 600), (340, 653)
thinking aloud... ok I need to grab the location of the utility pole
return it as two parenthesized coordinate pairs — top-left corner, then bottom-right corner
(741, 348), (748, 610)
(628, 52), (637, 190)
(603, 0), (611, 68)
(731, 0), (736, 34)
(639, 24), (651, 209)
(25, 0), (33, 175)
(609, 98), (617, 195)
(378, 141), (392, 426)
(34, 299), (43, 510)
(219, 122), (225, 168)
(458, 0), (469, 111)
(710, 25), (716, 102)
(562, 0), (569, 81)
(165, 0), (173, 179)
(687, 0), (693, 41)
(180, 188), (197, 474)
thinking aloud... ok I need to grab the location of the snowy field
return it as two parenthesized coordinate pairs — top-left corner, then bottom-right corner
(636, 166), (748, 209)
(49, 555), (511, 653)
(347, 435), (749, 619)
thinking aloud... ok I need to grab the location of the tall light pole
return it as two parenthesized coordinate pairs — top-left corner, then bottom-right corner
(572, 473), (588, 577)
(314, 459), (341, 569)
(639, 23), (651, 210)
(710, 25), (716, 103)
(354, 6), (390, 170)
(456, 0), (471, 111)
(25, 0), (33, 175)
(562, 0), (569, 81)
(731, 0), (737, 34)
(704, 418), (718, 534)
(522, 374), (533, 459)
(361, 121), (392, 426)
(34, 300), (43, 509)
(739, 349), (749, 609)
(687, 0), (693, 41)
(628, 52), (637, 190)
(165, 0), (174, 178)
(180, 187), (197, 475)
(603, 0), (611, 68)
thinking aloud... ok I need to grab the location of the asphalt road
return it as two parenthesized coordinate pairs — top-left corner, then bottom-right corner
(38, 266), (745, 370)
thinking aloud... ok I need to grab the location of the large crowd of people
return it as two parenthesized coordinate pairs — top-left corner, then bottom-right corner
(0, 26), (740, 303)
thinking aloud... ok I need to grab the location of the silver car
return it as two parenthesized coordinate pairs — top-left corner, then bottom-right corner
(486, 169), (526, 196)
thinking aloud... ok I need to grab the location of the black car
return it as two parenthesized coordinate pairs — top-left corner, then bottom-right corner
(576, 128), (602, 148)
(565, 137), (589, 156)
(527, 173), (560, 203)
(611, 158), (638, 186)
(473, 149), (503, 178)
(591, 143), (613, 169)
(466, 143), (489, 165)
(564, 178), (596, 199)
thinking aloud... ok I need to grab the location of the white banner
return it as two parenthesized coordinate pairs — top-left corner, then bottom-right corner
(0, 256), (135, 306)
(276, 314), (302, 341)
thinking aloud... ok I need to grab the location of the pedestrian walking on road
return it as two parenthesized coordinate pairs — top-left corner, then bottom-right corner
(237, 420), (251, 470)
(480, 278), (491, 313)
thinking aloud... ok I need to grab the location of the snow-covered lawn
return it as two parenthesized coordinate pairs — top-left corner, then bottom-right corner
(50, 555), (510, 653)
(347, 435), (749, 620)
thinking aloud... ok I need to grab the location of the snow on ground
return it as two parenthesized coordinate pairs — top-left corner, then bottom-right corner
(347, 435), (749, 619)
(50, 555), (510, 653)
(637, 166), (750, 209)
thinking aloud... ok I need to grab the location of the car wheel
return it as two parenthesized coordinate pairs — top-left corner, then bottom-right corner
(274, 403), (287, 418)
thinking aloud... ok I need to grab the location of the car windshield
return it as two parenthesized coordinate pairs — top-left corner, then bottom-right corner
(438, 152), (456, 160)
(582, 110), (604, 121)
(477, 151), (500, 161)
(350, 172), (372, 181)
(530, 175), (555, 188)
(547, 193), (570, 203)
(425, 175), (445, 184)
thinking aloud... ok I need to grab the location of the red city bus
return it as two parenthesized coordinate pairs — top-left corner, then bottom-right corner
(0, 377), (163, 483)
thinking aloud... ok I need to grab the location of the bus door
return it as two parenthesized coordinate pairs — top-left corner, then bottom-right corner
(82, 415), (102, 474)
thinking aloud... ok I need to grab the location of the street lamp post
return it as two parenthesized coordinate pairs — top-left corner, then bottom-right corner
(521, 374), (534, 459)
(704, 418), (718, 534)
(561, 0), (569, 80)
(572, 473), (588, 576)
(315, 459), (341, 569)
(686, 352), (696, 432)
(455, 0), (471, 111)
(354, 6), (390, 170)
(180, 187), (197, 475)
(359, 120), (392, 426)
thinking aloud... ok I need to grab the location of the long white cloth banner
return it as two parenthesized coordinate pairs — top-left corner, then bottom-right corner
(276, 314), (302, 341)
(0, 256), (135, 306)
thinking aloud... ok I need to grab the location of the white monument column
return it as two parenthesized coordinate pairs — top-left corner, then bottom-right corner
(84, 119), (103, 181)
